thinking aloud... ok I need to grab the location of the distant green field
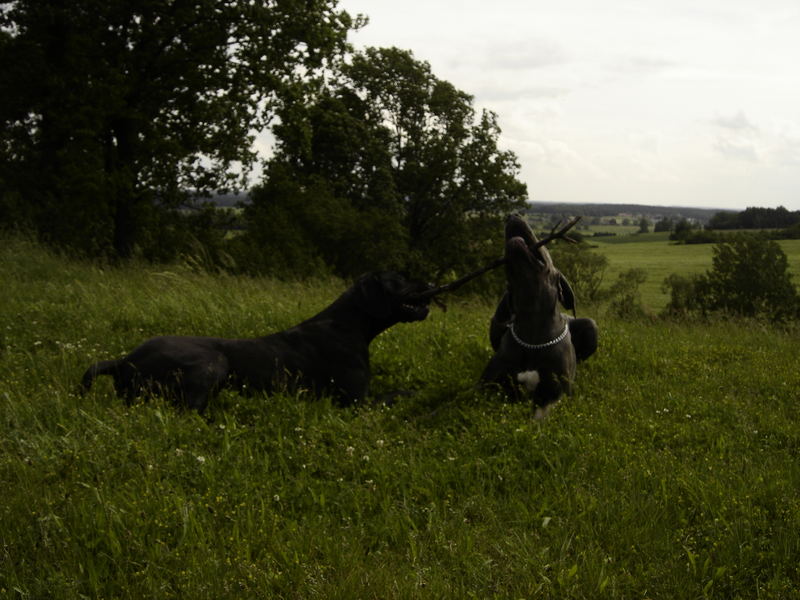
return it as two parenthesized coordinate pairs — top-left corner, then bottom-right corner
(592, 237), (800, 312)
(582, 224), (644, 237)
(589, 231), (672, 244)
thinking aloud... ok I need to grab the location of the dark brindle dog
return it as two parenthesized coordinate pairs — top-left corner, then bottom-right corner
(81, 272), (433, 412)
(480, 215), (598, 418)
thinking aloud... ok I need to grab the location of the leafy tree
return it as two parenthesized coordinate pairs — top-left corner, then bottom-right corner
(339, 45), (529, 277)
(653, 217), (673, 233)
(237, 88), (408, 278)
(663, 235), (800, 320)
(669, 218), (696, 241)
(707, 211), (739, 230)
(637, 217), (650, 234)
(243, 47), (528, 280)
(0, 0), (358, 257)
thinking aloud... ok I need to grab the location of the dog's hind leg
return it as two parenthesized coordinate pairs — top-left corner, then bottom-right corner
(568, 318), (598, 362)
(181, 356), (230, 413)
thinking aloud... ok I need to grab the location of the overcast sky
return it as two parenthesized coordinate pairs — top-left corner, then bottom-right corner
(337, 0), (800, 210)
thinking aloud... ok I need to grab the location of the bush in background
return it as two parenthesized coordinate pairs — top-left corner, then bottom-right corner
(663, 234), (800, 321)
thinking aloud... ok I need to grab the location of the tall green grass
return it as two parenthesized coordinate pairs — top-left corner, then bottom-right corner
(2, 236), (799, 598)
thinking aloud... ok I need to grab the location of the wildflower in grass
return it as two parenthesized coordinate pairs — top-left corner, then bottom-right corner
(196, 455), (206, 464)
(346, 446), (355, 456)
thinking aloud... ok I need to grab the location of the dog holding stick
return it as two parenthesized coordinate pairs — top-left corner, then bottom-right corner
(480, 215), (598, 418)
(81, 271), (433, 412)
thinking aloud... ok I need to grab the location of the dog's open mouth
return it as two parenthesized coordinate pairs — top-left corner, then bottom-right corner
(507, 236), (546, 267)
(400, 300), (430, 321)
(399, 283), (433, 321)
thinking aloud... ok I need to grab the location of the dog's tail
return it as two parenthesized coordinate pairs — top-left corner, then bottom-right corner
(80, 359), (120, 394)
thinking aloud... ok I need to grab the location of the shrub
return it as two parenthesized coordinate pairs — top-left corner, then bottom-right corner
(606, 268), (649, 318)
(663, 234), (800, 321)
(550, 243), (609, 304)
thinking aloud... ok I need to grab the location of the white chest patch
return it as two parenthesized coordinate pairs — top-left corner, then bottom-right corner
(517, 370), (552, 420)
(516, 370), (540, 392)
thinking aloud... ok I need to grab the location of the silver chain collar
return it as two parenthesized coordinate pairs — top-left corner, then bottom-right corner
(507, 320), (569, 350)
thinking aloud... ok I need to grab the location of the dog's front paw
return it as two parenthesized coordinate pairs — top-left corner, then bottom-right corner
(516, 370), (540, 392)
(533, 404), (553, 420)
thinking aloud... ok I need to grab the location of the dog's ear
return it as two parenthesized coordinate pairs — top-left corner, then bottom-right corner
(355, 273), (393, 319)
(558, 272), (576, 315)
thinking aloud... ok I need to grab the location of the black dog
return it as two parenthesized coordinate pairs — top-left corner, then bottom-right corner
(81, 272), (433, 412)
(481, 215), (598, 417)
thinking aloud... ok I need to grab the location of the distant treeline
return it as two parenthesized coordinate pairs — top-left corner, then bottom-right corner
(669, 206), (800, 245)
(707, 206), (800, 230)
(529, 203), (724, 224)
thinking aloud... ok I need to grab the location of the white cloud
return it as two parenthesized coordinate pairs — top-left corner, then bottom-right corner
(712, 111), (758, 133)
(337, 0), (800, 209)
(713, 137), (760, 162)
(476, 38), (569, 71)
(771, 131), (800, 167)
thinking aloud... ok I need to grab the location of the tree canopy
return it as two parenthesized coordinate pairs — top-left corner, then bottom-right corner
(1, 0), (359, 257)
(239, 47), (528, 280)
(2, 5), (528, 279)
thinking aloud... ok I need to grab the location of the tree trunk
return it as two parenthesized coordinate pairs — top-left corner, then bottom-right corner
(108, 117), (139, 258)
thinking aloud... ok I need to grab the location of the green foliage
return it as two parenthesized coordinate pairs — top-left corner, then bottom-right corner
(605, 268), (650, 318)
(668, 218), (698, 242)
(708, 205), (800, 230)
(673, 229), (725, 245)
(0, 0), (357, 258)
(233, 162), (407, 279)
(663, 235), (800, 321)
(550, 242), (609, 304)
(661, 272), (703, 316)
(653, 217), (673, 233)
(3, 237), (800, 598)
(241, 47), (527, 280)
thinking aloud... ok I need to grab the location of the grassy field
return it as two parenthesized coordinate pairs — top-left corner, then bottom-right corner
(591, 235), (800, 312)
(2, 236), (800, 598)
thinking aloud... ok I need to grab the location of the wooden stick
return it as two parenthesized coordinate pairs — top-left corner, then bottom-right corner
(530, 216), (582, 250)
(412, 216), (582, 301)
(413, 257), (506, 300)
